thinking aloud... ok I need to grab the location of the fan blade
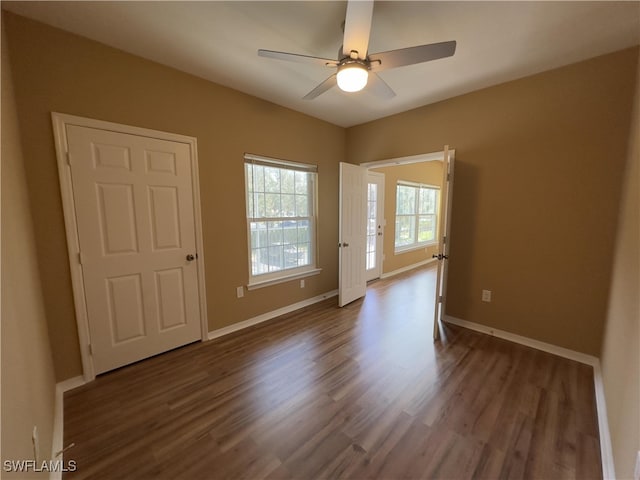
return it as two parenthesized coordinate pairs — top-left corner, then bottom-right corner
(343, 0), (373, 60)
(368, 73), (396, 99)
(369, 40), (456, 72)
(258, 49), (338, 68)
(303, 74), (337, 100)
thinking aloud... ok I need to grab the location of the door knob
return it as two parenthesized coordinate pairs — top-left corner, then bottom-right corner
(186, 254), (196, 261)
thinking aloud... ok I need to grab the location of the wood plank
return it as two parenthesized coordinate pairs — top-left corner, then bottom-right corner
(63, 264), (602, 479)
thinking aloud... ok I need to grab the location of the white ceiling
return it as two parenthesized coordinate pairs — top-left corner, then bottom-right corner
(3, 1), (639, 127)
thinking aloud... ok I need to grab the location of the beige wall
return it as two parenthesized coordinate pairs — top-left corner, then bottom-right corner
(348, 47), (639, 355)
(371, 161), (443, 274)
(3, 12), (344, 381)
(1, 13), (57, 474)
(4, 11), (638, 378)
(600, 53), (639, 479)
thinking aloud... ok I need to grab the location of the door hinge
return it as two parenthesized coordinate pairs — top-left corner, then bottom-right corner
(439, 295), (443, 303)
(78, 252), (83, 265)
(88, 343), (93, 355)
(447, 173), (450, 181)
(66, 151), (72, 165)
(443, 235), (447, 245)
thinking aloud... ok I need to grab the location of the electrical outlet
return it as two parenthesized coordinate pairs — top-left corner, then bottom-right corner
(300, 279), (305, 288)
(236, 286), (244, 298)
(32, 426), (39, 462)
(482, 290), (492, 302)
(634, 450), (640, 480)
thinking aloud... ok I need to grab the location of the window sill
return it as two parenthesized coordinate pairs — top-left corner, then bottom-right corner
(247, 268), (322, 291)
(394, 242), (438, 255)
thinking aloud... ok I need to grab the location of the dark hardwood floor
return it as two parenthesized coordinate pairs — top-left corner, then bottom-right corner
(64, 265), (602, 479)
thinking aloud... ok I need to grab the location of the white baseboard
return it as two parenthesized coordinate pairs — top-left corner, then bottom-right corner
(593, 361), (616, 479)
(208, 289), (338, 341)
(441, 314), (614, 479)
(442, 315), (598, 365)
(51, 376), (85, 480)
(380, 258), (437, 279)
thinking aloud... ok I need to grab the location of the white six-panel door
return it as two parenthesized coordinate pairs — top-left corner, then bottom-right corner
(67, 125), (202, 374)
(339, 162), (368, 307)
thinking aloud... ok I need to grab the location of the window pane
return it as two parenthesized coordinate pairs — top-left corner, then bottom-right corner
(297, 242), (310, 266)
(295, 194), (308, 217)
(396, 185), (416, 215)
(281, 169), (295, 193)
(253, 165), (265, 193)
(367, 235), (375, 253)
(419, 188), (437, 214)
(395, 215), (416, 247)
(252, 247), (269, 275)
(253, 192), (266, 218)
(264, 167), (280, 193)
(295, 171), (308, 194)
(297, 220), (310, 243)
(265, 193), (281, 217)
(268, 245), (284, 271)
(247, 190), (254, 218)
(368, 183), (377, 202)
(283, 220), (297, 244)
(368, 200), (376, 221)
(284, 244), (298, 269)
(368, 218), (376, 236)
(268, 221), (283, 245)
(250, 221), (267, 249)
(367, 251), (376, 270)
(246, 164), (253, 192)
(418, 215), (436, 242)
(281, 194), (295, 217)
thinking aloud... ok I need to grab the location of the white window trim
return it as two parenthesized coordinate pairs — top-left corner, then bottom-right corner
(395, 241), (438, 255)
(247, 267), (322, 291)
(394, 181), (440, 253)
(244, 153), (319, 288)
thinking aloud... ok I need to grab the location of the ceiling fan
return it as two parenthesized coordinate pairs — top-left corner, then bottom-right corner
(258, 0), (456, 100)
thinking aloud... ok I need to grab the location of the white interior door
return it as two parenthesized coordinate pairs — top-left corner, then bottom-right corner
(366, 171), (385, 281)
(339, 162), (368, 307)
(433, 146), (455, 340)
(67, 125), (203, 374)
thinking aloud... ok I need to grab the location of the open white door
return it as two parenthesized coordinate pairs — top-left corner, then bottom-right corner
(433, 146), (455, 340)
(339, 162), (368, 307)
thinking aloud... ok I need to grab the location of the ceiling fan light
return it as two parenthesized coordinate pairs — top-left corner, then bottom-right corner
(336, 63), (368, 92)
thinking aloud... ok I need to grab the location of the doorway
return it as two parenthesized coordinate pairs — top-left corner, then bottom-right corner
(366, 171), (384, 281)
(360, 148), (455, 340)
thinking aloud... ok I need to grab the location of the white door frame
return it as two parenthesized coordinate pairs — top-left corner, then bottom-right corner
(52, 113), (209, 381)
(361, 148), (456, 336)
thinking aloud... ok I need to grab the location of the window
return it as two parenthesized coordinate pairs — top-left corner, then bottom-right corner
(244, 154), (319, 288)
(366, 182), (378, 270)
(394, 181), (439, 252)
